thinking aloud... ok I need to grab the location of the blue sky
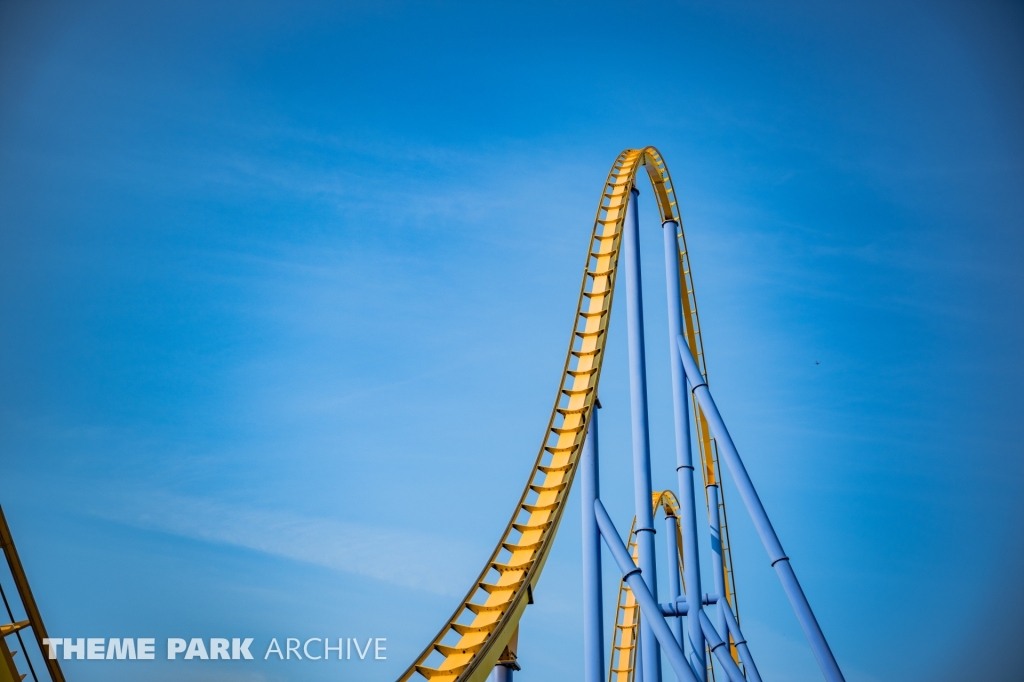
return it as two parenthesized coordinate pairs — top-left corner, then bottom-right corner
(1, 1), (1022, 681)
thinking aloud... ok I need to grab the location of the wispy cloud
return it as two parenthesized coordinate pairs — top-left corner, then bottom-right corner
(94, 492), (475, 596)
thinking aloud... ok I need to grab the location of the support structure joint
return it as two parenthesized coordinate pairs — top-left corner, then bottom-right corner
(622, 567), (642, 580)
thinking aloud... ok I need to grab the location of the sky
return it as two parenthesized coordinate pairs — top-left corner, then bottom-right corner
(1, 1), (1022, 681)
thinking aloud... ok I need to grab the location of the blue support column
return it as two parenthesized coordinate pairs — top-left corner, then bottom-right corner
(623, 186), (661, 682)
(675, 335), (847, 682)
(661, 219), (705, 680)
(696, 611), (746, 682)
(720, 602), (763, 682)
(595, 500), (699, 682)
(491, 665), (513, 682)
(706, 484), (728, 655)
(635, 623), (644, 682)
(581, 405), (604, 682)
(664, 514), (684, 648)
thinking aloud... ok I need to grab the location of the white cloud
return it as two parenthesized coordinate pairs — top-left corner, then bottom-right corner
(96, 492), (475, 596)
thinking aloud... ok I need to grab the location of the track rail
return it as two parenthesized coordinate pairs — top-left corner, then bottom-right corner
(1, 504), (65, 682)
(608, 492), (686, 682)
(398, 147), (737, 682)
(608, 492), (720, 682)
(608, 516), (641, 682)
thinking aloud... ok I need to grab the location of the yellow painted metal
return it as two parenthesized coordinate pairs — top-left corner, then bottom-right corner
(0, 620), (29, 682)
(0, 624), (29, 638)
(0, 505), (65, 682)
(398, 148), (739, 681)
(0, 643), (23, 682)
(608, 517), (641, 682)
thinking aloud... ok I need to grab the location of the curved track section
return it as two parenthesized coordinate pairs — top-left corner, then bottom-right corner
(398, 147), (735, 682)
(608, 492), (684, 682)
(608, 492), (722, 682)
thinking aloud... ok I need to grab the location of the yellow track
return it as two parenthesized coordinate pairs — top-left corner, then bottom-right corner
(608, 492), (720, 682)
(399, 147), (738, 682)
(608, 492), (685, 682)
(0, 504), (65, 682)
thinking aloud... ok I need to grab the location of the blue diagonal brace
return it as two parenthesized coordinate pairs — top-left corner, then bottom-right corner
(594, 500), (699, 682)
(675, 334), (846, 682)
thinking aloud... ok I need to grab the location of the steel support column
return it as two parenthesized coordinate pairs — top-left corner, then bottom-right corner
(491, 664), (513, 682)
(662, 218), (705, 679)
(706, 484), (728, 656)
(636, 624), (644, 682)
(595, 500), (699, 682)
(697, 611), (746, 682)
(676, 335), (846, 682)
(623, 186), (661, 682)
(664, 513), (684, 648)
(581, 405), (604, 682)
(720, 603), (763, 682)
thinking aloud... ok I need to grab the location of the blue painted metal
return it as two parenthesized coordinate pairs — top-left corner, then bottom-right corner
(491, 664), (513, 682)
(662, 594), (720, 616)
(623, 186), (661, 682)
(636, 624), (644, 682)
(661, 218), (706, 680)
(594, 500), (698, 682)
(581, 406), (604, 682)
(719, 602), (762, 682)
(664, 513), (684, 648)
(675, 335), (846, 682)
(706, 484), (728, 654)
(697, 611), (746, 682)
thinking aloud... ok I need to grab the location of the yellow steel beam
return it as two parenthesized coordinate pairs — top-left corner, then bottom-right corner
(0, 504), (65, 682)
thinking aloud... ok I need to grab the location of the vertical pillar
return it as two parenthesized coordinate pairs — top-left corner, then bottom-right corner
(581, 405), (605, 682)
(491, 630), (520, 682)
(661, 219), (705, 679)
(719, 604), (764, 682)
(635, 624), (643, 682)
(665, 513), (684, 648)
(623, 186), (661, 682)
(707, 484), (728, 646)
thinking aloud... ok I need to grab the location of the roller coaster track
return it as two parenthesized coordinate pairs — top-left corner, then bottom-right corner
(1, 504), (65, 682)
(608, 492), (721, 682)
(398, 147), (738, 682)
(609, 492), (685, 682)
(608, 515), (642, 682)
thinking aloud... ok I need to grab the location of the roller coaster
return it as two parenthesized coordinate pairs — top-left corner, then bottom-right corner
(1, 505), (65, 682)
(0, 147), (845, 682)
(398, 148), (845, 682)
